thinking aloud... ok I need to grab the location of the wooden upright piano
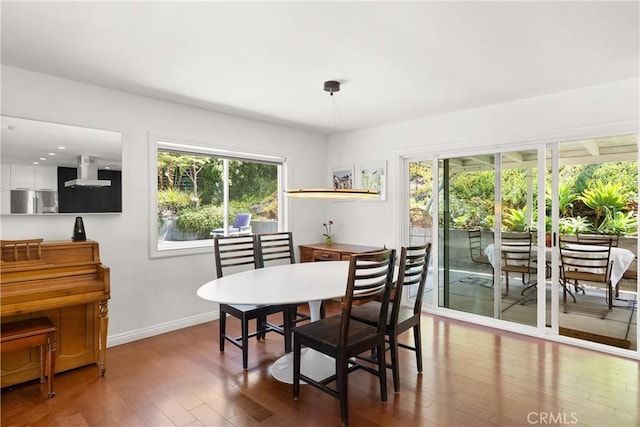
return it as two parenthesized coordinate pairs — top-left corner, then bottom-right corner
(1, 239), (110, 388)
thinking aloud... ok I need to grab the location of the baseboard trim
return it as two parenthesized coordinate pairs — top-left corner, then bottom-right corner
(107, 310), (219, 348)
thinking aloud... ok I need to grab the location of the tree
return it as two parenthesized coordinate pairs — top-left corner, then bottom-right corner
(174, 154), (210, 206)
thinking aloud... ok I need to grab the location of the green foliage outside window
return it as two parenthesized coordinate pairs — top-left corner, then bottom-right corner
(411, 160), (637, 236)
(157, 150), (279, 240)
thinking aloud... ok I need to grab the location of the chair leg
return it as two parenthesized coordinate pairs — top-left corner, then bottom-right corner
(241, 316), (249, 370)
(219, 312), (226, 352)
(413, 324), (423, 373)
(389, 333), (400, 393)
(284, 307), (293, 353)
(504, 272), (510, 295)
(377, 343), (388, 403)
(293, 338), (301, 400)
(256, 316), (266, 340)
(336, 359), (349, 427)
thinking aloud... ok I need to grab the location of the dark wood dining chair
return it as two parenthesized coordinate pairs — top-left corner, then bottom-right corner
(350, 243), (431, 393)
(293, 249), (396, 427)
(257, 231), (311, 325)
(214, 234), (292, 370)
(559, 235), (614, 311)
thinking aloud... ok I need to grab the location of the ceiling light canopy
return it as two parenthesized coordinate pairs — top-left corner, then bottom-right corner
(285, 80), (379, 200)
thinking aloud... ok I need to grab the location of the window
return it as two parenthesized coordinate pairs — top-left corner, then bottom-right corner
(150, 138), (284, 257)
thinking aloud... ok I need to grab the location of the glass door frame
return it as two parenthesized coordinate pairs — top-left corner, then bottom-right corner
(403, 143), (550, 330)
(400, 123), (639, 359)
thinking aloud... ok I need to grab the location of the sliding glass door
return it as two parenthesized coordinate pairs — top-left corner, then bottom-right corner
(433, 148), (543, 327)
(405, 133), (638, 352)
(554, 135), (638, 350)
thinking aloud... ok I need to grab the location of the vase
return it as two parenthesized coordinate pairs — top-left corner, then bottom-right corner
(325, 236), (333, 246)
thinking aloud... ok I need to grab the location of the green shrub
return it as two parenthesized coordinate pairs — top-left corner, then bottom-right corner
(158, 188), (192, 214)
(598, 211), (637, 235)
(579, 182), (627, 229)
(176, 205), (224, 239)
(504, 207), (528, 232)
(559, 216), (592, 234)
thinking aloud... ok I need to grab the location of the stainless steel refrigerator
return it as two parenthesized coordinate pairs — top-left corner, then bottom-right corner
(10, 190), (58, 214)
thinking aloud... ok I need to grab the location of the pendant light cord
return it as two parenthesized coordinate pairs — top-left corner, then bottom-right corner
(290, 93), (334, 175)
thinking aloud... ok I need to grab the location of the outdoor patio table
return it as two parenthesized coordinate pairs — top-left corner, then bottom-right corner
(484, 243), (634, 287)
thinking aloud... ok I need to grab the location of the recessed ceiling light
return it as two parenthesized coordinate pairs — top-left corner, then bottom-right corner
(33, 161), (39, 165)
(58, 146), (66, 150)
(48, 152), (56, 156)
(40, 157), (47, 161)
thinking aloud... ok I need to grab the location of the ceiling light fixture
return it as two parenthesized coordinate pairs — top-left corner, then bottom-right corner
(285, 81), (379, 200)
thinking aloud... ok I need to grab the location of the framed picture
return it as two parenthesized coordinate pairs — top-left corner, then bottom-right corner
(358, 160), (386, 201)
(331, 164), (354, 189)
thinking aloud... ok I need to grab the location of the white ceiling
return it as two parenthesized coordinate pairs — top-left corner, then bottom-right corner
(1, 1), (638, 133)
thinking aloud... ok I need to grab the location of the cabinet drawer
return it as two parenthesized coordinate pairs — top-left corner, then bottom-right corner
(313, 250), (340, 261)
(300, 247), (314, 263)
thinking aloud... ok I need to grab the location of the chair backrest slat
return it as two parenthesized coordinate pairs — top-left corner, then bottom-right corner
(214, 235), (259, 278)
(576, 233), (618, 247)
(392, 243), (431, 318)
(559, 236), (613, 279)
(340, 249), (396, 347)
(257, 232), (295, 268)
(501, 232), (533, 266)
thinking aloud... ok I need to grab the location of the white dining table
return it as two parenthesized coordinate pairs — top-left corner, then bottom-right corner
(197, 261), (350, 383)
(484, 243), (635, 287)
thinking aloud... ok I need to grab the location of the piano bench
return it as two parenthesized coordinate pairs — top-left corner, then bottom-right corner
(1, 318), (57, 398)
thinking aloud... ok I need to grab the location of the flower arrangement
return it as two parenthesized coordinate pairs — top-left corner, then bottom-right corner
(323, 220), (334, 245)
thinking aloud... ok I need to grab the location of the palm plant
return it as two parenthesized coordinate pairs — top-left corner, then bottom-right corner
(598, 211), (637, 235)
(504, 207), (528, 232)
(579, 182), (627, 229)
(559, 216), (592, 234)
(545, 183), (577, 218)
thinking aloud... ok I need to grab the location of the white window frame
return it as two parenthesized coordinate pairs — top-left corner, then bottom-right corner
(148, 134), (285, 258)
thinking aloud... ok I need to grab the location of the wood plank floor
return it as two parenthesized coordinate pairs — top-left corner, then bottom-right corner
(2, 301), (639, 426)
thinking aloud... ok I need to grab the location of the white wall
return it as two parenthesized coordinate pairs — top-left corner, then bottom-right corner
(3, 65), (637, 347)
(328, 78), (639, 249)
(0, 65), (329, 345)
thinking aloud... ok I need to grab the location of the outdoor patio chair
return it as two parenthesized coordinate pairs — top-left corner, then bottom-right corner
(559, 235), (614, 311)
(211, 213), (252, 236)
(466, 228), (494, 286)
(501, 232), (536, 296)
